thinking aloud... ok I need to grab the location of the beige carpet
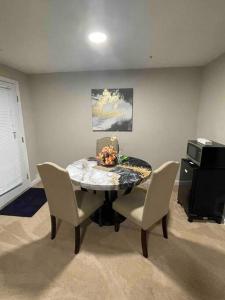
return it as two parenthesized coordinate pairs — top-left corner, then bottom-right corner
(0, 186), (225, 300)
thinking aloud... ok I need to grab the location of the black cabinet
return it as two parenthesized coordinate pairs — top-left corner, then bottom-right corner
(178, 159), (225, 223)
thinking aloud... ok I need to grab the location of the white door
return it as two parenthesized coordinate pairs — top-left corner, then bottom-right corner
(0, 79), (30, 209)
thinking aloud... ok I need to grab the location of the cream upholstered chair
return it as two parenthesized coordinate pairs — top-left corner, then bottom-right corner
(37, 162), (104, 254)
(96, 137), (119, 155)
(113, 161), (179, 258)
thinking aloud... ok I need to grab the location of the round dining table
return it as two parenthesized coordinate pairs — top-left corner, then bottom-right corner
(67, 157), (152, 226)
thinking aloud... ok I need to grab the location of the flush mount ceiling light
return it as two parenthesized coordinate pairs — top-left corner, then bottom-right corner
(88, 32), (107, 44)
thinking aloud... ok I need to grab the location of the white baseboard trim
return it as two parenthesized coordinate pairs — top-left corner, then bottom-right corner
(31, 175), (41, 187)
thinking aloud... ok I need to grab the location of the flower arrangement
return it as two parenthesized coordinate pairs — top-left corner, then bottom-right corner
(97, 145), (117, 166)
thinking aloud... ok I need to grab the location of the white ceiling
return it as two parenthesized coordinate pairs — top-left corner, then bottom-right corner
(0, 0), (225, 74)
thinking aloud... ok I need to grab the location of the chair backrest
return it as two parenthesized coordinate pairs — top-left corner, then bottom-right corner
(37, 162), (79, 225)
(142, 161), (179, 229)
(96, 137), (119, 155)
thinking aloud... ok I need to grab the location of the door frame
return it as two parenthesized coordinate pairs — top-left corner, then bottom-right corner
(0, 76), (31, 209)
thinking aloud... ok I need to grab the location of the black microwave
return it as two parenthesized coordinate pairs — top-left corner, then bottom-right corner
(187, 140), (225, 168)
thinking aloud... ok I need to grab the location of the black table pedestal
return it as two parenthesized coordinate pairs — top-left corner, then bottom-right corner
(91, 191), (126, 226)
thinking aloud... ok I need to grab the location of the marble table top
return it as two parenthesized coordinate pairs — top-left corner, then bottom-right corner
(67, 157), (152, 191)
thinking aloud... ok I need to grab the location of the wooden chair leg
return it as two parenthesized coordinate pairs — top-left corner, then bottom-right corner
(162, 214), (168, 239)
(114, 211), (120, 232)
(141, 229), (148, 258)
(74, 225), (80, 254)
(50, 215), (56, 239)
(98, 206), (103, 227)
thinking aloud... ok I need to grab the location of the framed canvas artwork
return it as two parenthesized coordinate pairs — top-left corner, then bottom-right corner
(92, 88), (133, 131)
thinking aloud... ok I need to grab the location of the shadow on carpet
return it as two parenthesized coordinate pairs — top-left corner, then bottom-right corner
(0, 188), (47, 217)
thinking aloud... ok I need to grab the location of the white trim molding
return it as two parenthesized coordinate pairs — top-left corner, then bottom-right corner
(31, 174), (41, 187)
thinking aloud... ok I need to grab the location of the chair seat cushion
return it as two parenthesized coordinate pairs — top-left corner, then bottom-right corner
(136, 179), (150, 191)
(72, 183), (80, 191)
(75, 190), (104, 224)
(113, 188), (147, 227)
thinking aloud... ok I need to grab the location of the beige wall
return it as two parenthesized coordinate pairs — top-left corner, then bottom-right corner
(0, 64), (37, 180)
(2, 57), (225, 183)
(197, 53), (225, 144)
(29, 68), (201, 172)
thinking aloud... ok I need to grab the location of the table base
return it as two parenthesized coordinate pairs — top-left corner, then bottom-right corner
(91, 191), (126, 226)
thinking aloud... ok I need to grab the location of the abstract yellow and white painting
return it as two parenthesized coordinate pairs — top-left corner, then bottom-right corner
(92, 88), (133, 131)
